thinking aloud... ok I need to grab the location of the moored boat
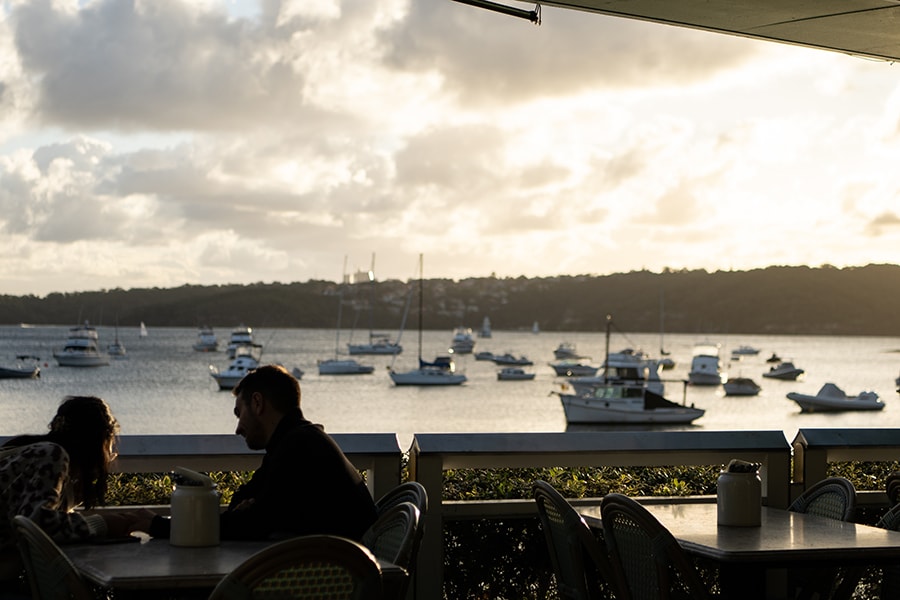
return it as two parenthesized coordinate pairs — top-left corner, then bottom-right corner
(553, 342), (583, 360)
(497, 367), (535, 381)
(723, 377), (762, 396)
(558, 383), (704, 424)
(193, 327), (219, 352)
(549, 361), (599, 377)
(688, 343), (725, 386)
(763, 361), (805, 381)
(210, 345), (262, 390)
(787, 383), (883, 412)
(449, 327), (476, 354)
(226, 325), (256, 358)
(318, 358), (375, 376)
(0, 355), (41, 379)
(53, 323), (110, 367)
(492, 353), (533, 366)
(479, 316), (492, 338)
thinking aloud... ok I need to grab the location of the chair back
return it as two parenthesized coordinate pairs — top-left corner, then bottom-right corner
(789, 477), (856, 521)
(600, 494), (712, 600)
(208, 535), (382, 600)
(11, 515), (95, 600)
(361, 501), (420, 568)
(533, 480), (620, 600)
(375, 482), (428, 517)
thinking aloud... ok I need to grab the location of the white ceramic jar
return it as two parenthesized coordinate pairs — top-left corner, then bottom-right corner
(169, 468), (220, 547)
(717, 470), (762, 527)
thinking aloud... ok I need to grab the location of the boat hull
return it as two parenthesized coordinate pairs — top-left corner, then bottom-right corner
(318, 360), (375, 375)
(0, 366), (40, 379)
(347, 343), (402, 355)
(389, 369), (467, 386)
(560, 394), (704, 424)
(54, 353), (110, 367)
(787, 393), (884, 412)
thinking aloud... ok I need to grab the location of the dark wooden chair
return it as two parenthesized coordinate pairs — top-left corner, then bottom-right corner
(600, 493), (713, 600)
(533, 480), (622, 599)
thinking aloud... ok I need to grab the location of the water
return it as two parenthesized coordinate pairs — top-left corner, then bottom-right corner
(1, 325), (899, 449)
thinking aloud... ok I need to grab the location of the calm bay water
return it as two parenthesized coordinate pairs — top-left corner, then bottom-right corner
(1, 325), (899, 449)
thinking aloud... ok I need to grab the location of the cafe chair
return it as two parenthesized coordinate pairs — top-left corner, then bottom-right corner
(375, 481), (428, 517)
(788, 477), (858, 600)
(11, 515), (95, 600)
(788, 476), (857, 521)
(600, 493), (714, 600)
(532, 480), (622, 600)
(886, 472), (900, 505)
(207, 535), (382, 600)
(361, 501), (420, 599)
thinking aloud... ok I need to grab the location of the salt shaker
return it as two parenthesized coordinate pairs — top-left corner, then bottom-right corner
(717, 459), (762, 526)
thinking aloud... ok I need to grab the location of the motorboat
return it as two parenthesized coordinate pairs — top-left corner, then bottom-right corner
(723, 377), (762, 396)
(474, 351), (495, 361)
(558, 383), (705, 424)
(688, 344), (726, 386)
(317, 359), (375, 376)
(390, 255), (467, 386)
(291, 367), (305, 380)
(449, 327), (476, 354)
(731, 345), (761, 357)
(192, 327), (219, 352)
(763, 362), (805, 381)
(492, 353), (533, 366)
(226, 325), (256, 358)
(549, 361), (599, 377)
(479, 316), (492, 339)
(787, 383), (884, 413)
(53, 323), (110, 367)
(0, 355), (41, 379)
(766, 353), (782, 363)
(553, 342), (583, 360)
(497, 367), (535, 381)
(210, 345), (262, 390)
(566, 347), (665, 396)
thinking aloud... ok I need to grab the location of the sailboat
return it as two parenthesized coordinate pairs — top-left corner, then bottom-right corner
(390, 255), (467, 386)
(107, 318), (127, 359)
(347, 254), (403, 355)
(658, 290), (675, 370)
(319, 258), (375, 376)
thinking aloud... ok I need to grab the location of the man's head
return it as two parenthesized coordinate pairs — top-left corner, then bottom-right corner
(232, 365), (301, 450)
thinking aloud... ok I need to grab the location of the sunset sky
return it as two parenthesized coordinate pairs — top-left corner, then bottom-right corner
(1, 0), (899, 296)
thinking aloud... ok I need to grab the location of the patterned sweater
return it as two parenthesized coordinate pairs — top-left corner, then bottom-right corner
(0, 441), (107, 554)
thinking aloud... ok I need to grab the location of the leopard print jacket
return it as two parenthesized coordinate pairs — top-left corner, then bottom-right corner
(0, 441), (106, 553)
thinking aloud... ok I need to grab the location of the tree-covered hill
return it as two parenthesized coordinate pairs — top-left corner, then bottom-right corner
(1, 264), (898, 336)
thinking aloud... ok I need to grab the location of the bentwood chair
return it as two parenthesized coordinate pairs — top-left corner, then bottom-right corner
(207, 535), (382, 600)
(11, 515), (95, 600)
(533, 480), (622, 600)
(788, 477), (858, 600)
(375, 482), (428, 517)
(361, 502), (420, 599)
(600, 493), (713, 600)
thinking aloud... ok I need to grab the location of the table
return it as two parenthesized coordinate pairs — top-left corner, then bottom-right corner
(578, 502), (900, 599)
(64, 536), (407, 598)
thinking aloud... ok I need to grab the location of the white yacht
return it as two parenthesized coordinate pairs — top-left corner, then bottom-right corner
(318, 359), (375, 376)
(688, 343), (726, 386)
(54, 323), (110, 367)
(558, 383), (705, 424)
(226, 325), (255, 358)
(210, 345), (261, 390)
(449, 327), (476, 354)
(192, 327), (219, 352)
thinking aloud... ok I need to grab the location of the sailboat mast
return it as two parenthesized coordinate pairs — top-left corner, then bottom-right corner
(334, 256), (348, 359)
(604, 314), (612, 384)
(367, 253), (376, 341)
(417, 253), (424, 362)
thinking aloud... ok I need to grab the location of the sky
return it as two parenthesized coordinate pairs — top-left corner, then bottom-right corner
(1, 0), (900, 296)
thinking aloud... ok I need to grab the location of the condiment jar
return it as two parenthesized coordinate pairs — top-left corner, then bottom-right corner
(169, 466), (220, 547)
(717, 461), (762, 527)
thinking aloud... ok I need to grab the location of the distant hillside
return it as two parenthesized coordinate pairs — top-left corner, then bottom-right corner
(1, 264), (898, 336)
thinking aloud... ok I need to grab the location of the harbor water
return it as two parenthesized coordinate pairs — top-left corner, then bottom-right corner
(1, 325), (899, 449)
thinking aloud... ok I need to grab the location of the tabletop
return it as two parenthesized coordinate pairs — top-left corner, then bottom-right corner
(578, 502), (900, 566)
(64, 536), (407, 591)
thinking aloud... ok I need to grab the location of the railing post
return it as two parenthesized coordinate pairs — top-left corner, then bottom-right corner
(409, 437), (443, 600)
